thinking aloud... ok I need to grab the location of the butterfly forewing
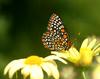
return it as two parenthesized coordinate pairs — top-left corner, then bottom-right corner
(48, 13), (63, 31)
(42, 13), (72, 51)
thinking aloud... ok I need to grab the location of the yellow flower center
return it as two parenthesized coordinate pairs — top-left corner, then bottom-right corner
(24, 56), (43, 65)
(80, 48), (93, 66)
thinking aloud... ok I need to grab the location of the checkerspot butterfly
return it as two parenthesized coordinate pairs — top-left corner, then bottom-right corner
(42, 13), (72, 51)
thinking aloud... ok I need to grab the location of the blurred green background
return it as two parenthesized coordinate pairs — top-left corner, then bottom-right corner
(0, 0), (100, 79)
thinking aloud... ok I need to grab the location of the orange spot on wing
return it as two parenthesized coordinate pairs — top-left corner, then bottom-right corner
(61, 28), (65, 32)
(67, 41), (72, 47)
(44, 45), (48, 48)
(42, 39), (45, 42)
(63, 34), (68, 38)
(46, 32), (50, 36)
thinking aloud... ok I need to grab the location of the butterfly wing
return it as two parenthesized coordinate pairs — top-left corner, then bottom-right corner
(47, 13), (63, 31)
(42, 13), (72, 51)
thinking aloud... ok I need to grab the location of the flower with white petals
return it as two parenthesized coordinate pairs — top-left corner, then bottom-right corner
(51, 37), (100, 66)
(4, 55), (67, 79)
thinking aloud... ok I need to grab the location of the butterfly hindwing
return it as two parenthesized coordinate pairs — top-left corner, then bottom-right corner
(42, 13), (72, 51)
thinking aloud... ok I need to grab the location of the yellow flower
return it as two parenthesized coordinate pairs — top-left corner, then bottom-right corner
(51, 37), (100, 66)
(4, 55), (67, 79)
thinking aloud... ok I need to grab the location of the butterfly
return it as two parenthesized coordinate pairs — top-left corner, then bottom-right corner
(41, 13), (72, 51)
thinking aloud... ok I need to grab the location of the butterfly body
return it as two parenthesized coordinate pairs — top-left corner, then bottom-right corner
(42, 13), (72, 51)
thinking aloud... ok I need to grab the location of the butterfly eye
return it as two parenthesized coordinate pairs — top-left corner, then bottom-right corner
(42, 13), (72, 51)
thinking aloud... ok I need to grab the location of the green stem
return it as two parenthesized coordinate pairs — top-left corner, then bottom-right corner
(16, 72), (18, 79)
(23, 76), (26, 79)
(82, 71), (87, 79)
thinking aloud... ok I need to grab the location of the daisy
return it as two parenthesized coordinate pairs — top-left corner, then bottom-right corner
(51, 37), (100, 66)
(4, 55), (67, 79)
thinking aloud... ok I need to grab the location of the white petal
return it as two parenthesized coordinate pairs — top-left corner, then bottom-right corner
(72, 47), (79, 56)
(44, 62), (59, 79)
(87, 38), (96, 49)
(21, 65), (31, 78)
(51, 51), (68, 59)
(93, 47), (100, 56)
(44, 55), (67, 64)
(4, 60), (18, 75)
(30, 65), (43, 79)
(81, 38), (88, 48)
(69, 47), (79, 56)
(8, 59), (24, 78)
(41, 63), (52, 76)
(93, 43), (100, 51)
